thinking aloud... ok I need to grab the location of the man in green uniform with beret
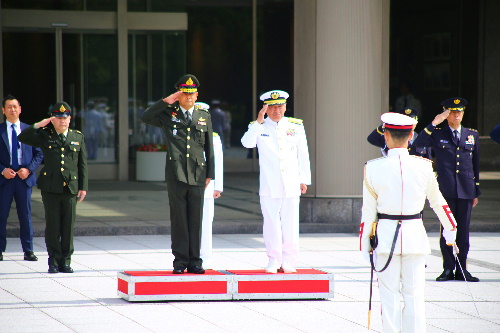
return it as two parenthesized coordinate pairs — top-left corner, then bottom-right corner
(141, 74), (215, 274)
(18, 102), (88, 274)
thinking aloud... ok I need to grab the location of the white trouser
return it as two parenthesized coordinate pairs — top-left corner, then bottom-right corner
(260, 196), (300, 267)
(200, 198), (214, 266)
(375, 254), (426, 333)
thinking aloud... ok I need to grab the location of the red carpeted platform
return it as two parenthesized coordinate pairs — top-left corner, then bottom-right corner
(117, 269), (334, 302)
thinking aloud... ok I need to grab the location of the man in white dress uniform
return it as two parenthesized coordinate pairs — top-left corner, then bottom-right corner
(241, 90), (311, 274)
(359, 112), (457, 333)
(195, 102), (223, 270)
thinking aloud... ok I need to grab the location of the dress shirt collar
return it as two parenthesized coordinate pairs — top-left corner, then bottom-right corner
(449, 125), (462, 136)
(6, 119), (21, 130)
(387, 147), (410, 157)
(179, 105), (195, 116)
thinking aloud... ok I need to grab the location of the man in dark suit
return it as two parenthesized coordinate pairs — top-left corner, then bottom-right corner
(1, 95), (43, 262)
(367, 108), (432, 159)
(412, 97), (480, 282)
(141, 74), (215, 274)
(18, 102), (88, 273)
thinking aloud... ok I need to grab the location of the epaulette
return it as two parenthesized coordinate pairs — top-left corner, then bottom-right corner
(70, 129), (83, 134)
(288, 117), (303, 125)
(213, 132), (219, 137)
(198, 108), (210, 113)
(409, 155), (433, 163)
(469, 128), (478, 132)
(366, 156), (385, 164)
(249, 121), (255, 125)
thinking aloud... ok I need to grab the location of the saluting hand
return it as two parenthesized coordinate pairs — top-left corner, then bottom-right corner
(35, 117), (55, 129)
(432, 109), (450, 126)
(163, 91), (183, 105)
(257, 104), (268, 124)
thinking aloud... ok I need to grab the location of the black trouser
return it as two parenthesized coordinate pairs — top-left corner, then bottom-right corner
(440, 197), (472, 271)
(166, 180), (205, 269)
(41, 189), (77, 266)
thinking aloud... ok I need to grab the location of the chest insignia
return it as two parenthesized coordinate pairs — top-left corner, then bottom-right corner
(71, 141), (80, 145)
(173, 129), (178, 136)
(465, 135), (475, 145)
(286, 128), (296, 136)
(260, 133), (269, 137)
(439, 139), (448, 144)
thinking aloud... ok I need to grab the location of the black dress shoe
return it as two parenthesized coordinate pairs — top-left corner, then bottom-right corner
(59, 265), (74, 273)
(455, 270), (479, 282)
(436, 270), (454, 281)
(48, 265), (59, 273)
(172, 267), (185, 274)
(24, 251), (38, 261)
(187, 265), (205, 274)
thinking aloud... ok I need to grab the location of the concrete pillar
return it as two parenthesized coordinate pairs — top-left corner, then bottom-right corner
(117, 0), (129, 180)
(294, 0), (390, 231)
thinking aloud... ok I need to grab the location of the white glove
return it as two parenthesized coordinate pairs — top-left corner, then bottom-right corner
(443, 229), (457, 245)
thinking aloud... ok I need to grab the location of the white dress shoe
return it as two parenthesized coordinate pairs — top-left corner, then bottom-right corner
(281, 262), (296, 274)
(265, 265), (279, 274)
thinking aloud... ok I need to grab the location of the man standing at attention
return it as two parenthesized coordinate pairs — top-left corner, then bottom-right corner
(0, 94), (43, 262)
(18, 102), (88, 273)
(360, 112), (457, 333)
(412, 97), (480, 282)
(241, 90), (311, 274)
(141, 74), (215, 275)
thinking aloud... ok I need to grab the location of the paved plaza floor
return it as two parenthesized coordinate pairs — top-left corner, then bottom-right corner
(1, 233), (499, 333)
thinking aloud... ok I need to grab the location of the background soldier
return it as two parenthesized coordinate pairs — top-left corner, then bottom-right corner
(412, 98), (480, 282)
(195, 102), (223, 270)
(241, 90), (311, 274)
(367, 107), (432, 159)
(18, 102), (88, 273)
(141, 74), (215, 274)
(360, 112), (457, 333)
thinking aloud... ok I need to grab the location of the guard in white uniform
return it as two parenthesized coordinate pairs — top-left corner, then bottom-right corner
(360, 112), (457, 333)
(195, 102), (223, 270)
(241, 90), (311, 273)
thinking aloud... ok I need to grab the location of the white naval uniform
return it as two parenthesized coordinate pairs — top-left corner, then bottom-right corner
(360, 148), (457, 333)
(241, 117), (311, 267)
(201, 133), (223, 268)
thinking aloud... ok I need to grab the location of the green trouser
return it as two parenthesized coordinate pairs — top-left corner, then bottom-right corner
(166, 180), (204, 269)
(41, 190), (77, 267)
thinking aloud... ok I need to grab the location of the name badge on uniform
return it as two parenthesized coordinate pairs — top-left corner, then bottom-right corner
(198, 121), (206, 125)
(439, 140), (449, 143)
(260, 134), (269, 137)
(173, 129), (177, 136)
(172, 117), (181, 122)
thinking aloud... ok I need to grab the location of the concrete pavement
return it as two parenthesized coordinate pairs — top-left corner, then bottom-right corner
(1, 233), (499, 332)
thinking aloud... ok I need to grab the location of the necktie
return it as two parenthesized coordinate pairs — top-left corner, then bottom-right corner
(185, 111), (192, 125)
(11, 124), (20, 169)
(453, 130), (459, 145)
(59, 133), (66, 144)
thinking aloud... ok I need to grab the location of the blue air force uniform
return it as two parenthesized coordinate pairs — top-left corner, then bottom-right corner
(367, 108), (432, 159)
(412, 98), (480, 281)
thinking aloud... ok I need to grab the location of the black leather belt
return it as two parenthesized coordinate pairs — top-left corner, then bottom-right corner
(377, 212), (422, 220)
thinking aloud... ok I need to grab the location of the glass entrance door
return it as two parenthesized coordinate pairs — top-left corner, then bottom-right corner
(3, 30), (118, 163)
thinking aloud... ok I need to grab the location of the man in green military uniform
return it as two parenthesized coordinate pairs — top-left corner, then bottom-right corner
(18, 102), (88, 273)
(141, 74), (215, 274)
